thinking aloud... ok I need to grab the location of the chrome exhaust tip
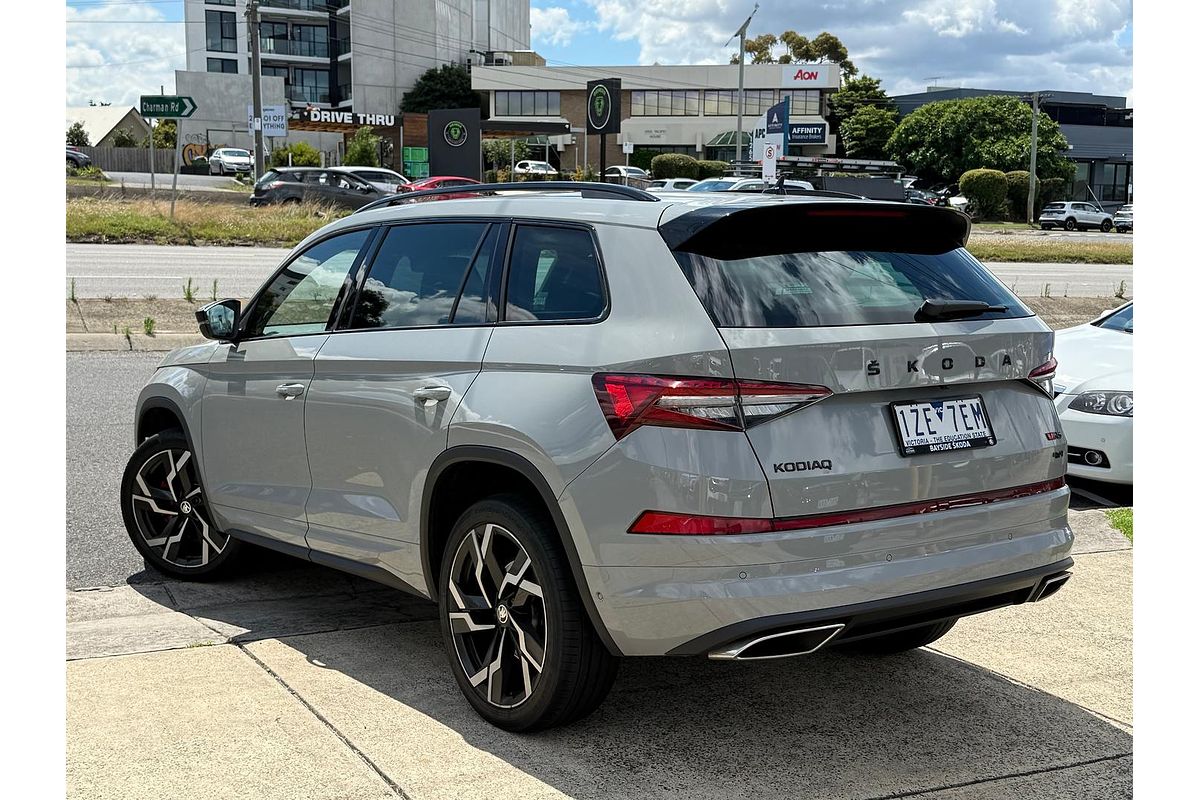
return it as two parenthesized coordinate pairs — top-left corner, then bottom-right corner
(1030, 572), (1072, 602)
(1083, 450), (1104, 466)
(708, 624), (845, 661)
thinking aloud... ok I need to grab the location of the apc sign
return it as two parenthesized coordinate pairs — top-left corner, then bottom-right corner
(780, 64), (839, 88)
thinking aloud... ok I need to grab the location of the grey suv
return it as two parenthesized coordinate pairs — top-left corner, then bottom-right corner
(121, 183), (1074, 731)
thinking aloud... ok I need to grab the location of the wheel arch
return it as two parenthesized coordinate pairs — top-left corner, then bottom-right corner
(421, 445), (621, 655)
(134, 395), (210, 490)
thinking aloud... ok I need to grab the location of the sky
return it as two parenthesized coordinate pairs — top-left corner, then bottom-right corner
(66, 0), (1132, 108)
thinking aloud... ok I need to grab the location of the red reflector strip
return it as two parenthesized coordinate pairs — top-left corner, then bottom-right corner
(628, 477), (1066, 535)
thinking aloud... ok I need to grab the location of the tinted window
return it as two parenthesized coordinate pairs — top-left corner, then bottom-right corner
(351, 223), (489, 329)
(451, 225), (500, 325)
(675, 249), (1030, 328)
(505, 227), (605, 322)
(1095, 304), (1133, 332)
(244, 229), (370, 337)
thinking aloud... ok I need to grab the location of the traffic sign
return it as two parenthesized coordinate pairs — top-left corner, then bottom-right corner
(140, 95), (196, 118)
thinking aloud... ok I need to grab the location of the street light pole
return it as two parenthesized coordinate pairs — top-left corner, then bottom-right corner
(726, 4), (758, 173)
(247, 0), (266, 180)
(1026, 91), (1041, 226)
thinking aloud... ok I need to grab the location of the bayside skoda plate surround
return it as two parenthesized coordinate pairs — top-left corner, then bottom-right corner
(888, 394), (996, 457)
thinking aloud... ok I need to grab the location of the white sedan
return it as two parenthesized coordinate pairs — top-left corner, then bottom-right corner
(513, 160), (559, 176)
(208, 148), (252, 175)
(1053, 302), (1133, 485)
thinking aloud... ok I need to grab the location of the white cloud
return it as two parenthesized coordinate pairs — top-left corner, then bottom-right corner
(531, 6), (590, 48)
(66, 2), (186, 108)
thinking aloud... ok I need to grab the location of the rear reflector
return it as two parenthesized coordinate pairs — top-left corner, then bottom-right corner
(628, 477), (1066, 535)
(593, 373), (830, 440)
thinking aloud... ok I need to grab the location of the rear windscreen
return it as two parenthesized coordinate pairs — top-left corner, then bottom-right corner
(675, 248), (1031, 327)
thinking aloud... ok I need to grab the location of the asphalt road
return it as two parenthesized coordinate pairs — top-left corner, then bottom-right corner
(105, 171), (247, 191)
(67, 350), (1132, 589)
(65, 243), (1134, 300)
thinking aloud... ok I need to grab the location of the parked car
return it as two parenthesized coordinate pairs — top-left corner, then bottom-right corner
(1038, 201), (1114, 232)
(1052, 302), (1132, 485)
(400, 175), (482, 200)
(1113, 204), (1133, 232)
(66, 146), (91, 168)
(905, 188), (939, 205)
(604, 166), (650, 182)
(513, 160), (559, 177)
(687, 177), (814, 192)
(249, 167), (385, 210)
(646, 178), (698, 193)
(122, 189), (1073, 732)
(208, 148), (253, 176)
(339, 166), (409, 193)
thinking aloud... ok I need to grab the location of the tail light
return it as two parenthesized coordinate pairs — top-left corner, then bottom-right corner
(592, 373), (830, 440)
(1028, 356), (1057, 396)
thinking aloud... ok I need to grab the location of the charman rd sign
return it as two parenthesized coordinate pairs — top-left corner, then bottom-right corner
(297, 109), (396, 126)
(140, 95), (196, 118)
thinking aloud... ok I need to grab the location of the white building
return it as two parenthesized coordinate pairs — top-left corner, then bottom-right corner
(471, 62), (841, 171)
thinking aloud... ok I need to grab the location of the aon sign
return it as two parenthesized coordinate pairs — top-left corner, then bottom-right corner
(781, 63), (838, 88)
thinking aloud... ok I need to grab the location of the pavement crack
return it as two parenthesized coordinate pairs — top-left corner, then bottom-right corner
(857, 752), (1132, 799)
(235, 643), (412, 800)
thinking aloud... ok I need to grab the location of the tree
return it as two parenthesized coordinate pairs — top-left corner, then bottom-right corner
(827, 74), (894, 156)
(732, 30), (857, 80)
(66, 121), (90, 147)
(343, 126), (381, 166)
(110, 128), (138, 148)
(886, 95), (1075, 186)
(271, 141), (321, 167)
(482, 138), (530, 170)
(142, 119), (176, 149)
(840, 105), (897, 160)
(401, 64), (481, 113)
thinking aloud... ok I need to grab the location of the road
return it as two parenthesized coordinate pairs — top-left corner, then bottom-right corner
(105, 171), (247, 191)
(65, 243), (1134, 300)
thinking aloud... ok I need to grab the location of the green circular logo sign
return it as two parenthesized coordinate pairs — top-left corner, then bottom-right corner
(588, 85), (612, 131)
(444, 120), (468, 147)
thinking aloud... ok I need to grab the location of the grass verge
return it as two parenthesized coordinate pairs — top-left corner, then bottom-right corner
(966, 239), (1133, 264)
(1106, 508), (1132, 542)
(66, 196), (346, 246)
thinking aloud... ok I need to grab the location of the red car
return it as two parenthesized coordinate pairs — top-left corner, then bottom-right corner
(400, 176), (482, 200)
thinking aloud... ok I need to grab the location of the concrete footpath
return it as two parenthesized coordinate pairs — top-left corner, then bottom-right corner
(66, 510), (1132, 799)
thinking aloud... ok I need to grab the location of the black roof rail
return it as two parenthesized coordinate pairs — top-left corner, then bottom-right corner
(354, 181), (660, 214)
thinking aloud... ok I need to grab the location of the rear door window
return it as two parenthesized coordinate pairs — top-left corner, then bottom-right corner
(675, 248), (1030, 327)
(350, 222), (491, 329)
(504, 226), (605, 322)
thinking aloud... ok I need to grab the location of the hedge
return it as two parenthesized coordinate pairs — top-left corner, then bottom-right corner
(695, 160), (729, 180)
(958, 168), (1008, 219)
(629, 149), (656, 172)
(1004, 170), (1039, 220)
(651, 153), (699, 180)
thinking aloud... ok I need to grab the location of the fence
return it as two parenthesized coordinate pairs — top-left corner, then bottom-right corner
(77, 146), (176, 173)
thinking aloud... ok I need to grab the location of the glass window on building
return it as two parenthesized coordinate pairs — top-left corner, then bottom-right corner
(292, 68), (330, 104)
(631, 90), (699, 117)
(493, 91), (562, 117)
(206, 10), (237, 53)
(1099, 163), (1131, 202)
(1070, 162), (1091, 200)
(781, 89), (821, 116)
(293, 25), (329, 58)
(207, 58), (238, 74)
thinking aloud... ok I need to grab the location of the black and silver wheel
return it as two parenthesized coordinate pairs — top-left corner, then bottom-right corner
(1100, 219), (1113, 232)
(438, 495), (618, 731)
(121, 432), (242, 579)
(1064, 217), (1077, 231)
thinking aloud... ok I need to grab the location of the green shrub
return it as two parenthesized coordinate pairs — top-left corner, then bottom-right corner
(958, 168), (1008, 219)
(343, 126), (380, 167)
(1004, 170), (1040, 220)
(628, 149), (656, 172)
(484, 169), (497, 183)
(270, 141), (320, 167)
(650, 153), (699, 180)
(695, 160), (729, 179)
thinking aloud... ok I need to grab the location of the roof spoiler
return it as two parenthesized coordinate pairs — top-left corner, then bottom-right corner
(354, 181), (660, 214)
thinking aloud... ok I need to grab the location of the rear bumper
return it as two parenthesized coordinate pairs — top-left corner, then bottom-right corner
(668, 557), (1074, 656)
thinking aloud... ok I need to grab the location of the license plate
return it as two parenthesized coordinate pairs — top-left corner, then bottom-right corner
(890, 395), (996, 456)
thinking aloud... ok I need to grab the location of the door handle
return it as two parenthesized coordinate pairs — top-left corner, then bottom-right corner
(275, 383), (305, 399)
(413, 385), (452, 403)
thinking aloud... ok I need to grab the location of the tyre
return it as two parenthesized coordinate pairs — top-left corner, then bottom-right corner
(840, 620), (957, 655)
(1064, 217), (1077, 231)
(120, 432), (242, 579)
(438, 494), (618, 731)
(1100, 219), (1113, 232)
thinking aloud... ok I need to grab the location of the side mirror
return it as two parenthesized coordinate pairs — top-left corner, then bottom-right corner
(196, 299), (241, 341)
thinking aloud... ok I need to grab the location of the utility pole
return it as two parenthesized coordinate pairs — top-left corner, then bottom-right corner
(726, 3), (758, 174)
(1026, 91), (1040, 226)
(247, 0), (266, 180)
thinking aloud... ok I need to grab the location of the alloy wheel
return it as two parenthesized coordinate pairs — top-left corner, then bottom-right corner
(446, 523), (547, 709)
(129, 448), (228, 568)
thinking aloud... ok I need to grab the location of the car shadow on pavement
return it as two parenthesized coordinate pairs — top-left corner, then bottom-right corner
(128, 557), (1133, 799)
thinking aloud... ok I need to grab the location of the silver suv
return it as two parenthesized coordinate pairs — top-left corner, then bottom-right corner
(121, 183), (1074, 731)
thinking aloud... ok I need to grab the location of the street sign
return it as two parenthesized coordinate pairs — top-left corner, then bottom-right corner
(763, 143), (778, 181)
(140, 95), (196, 118)
(621, 141), (634, 154)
